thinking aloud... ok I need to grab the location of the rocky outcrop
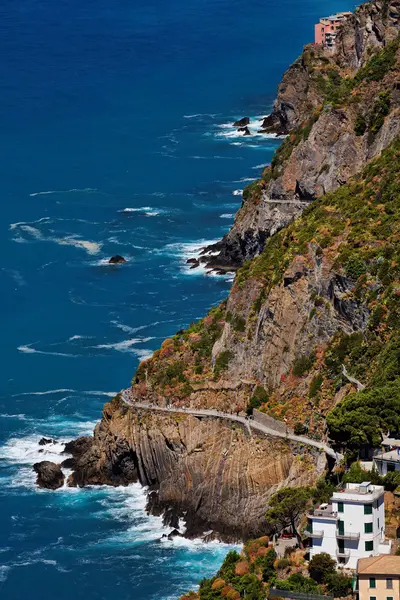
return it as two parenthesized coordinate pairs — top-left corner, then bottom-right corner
(233, 117), (250, 127)
(33, 461), (65, 489)
(67, 397), (325, 540)
(198, 0), (400, 270)
(109, 255), (126, 264)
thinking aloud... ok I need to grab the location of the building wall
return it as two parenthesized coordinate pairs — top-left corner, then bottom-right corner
(315, 23), (325, 45)
(310, 491), (386, 570)
(309, 518), (337, 561)
(331, 494), (385, 569)
(358, 575), (400, 600)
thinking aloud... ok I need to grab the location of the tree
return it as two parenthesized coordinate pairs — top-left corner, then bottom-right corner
(326, 381), (400, 450)
(265, 487), (312, 548)
(325, 572), (353, 597)
(308, 552), (336, 584)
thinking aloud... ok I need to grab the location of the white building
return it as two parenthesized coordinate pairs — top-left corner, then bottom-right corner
(307, 482), (391, 570)
(374, 438), (400, 475)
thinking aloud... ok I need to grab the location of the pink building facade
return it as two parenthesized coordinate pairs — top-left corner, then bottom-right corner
(314, 12), (352, 48)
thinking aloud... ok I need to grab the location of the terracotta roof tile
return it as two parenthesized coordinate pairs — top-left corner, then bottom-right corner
(357, 555), (400, 575)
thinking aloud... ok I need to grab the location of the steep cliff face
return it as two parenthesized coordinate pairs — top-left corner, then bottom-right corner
(69, 396), (324, 540)
(132, 137), (399, 440)
(202, 0), (400, 270)
(62, 0), (399, 545)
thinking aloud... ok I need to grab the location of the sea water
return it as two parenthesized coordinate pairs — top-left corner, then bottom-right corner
(0, 0), (351, 598)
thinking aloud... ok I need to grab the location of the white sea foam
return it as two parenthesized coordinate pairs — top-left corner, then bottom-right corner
(252, 163), (269, 169)
(17, 345), (77, 358)
(29, 188), (98, 197)
(10, 221), (101, 255)
(133, 349), (154, 361)
(237, 177), (257, 182)
(219, 213), (234, 219)
(119, 206), (162, 217)
(0, 435), (67, 465)
(232, 189), (243, 196)
(93, 338), (153, 353)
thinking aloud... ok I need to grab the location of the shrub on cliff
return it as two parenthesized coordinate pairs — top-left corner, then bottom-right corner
(214, 351), (234, 378)
(246, 385), (269, 415)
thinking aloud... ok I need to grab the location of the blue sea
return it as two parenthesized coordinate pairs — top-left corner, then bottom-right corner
(0, 0), (351, 598)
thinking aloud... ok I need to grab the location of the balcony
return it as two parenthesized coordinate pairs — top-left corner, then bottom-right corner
(308, 505), (338, 520)
(336, 529), (360, 540)
(336, 549), (350, 558)
(304, 530), (324, 539)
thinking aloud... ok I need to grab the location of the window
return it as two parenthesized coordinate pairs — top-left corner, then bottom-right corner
(366, 542), (374, 552)
(364, 504), (373, 515)
(386, 579), (393, 589)
(338, 502), (344, 513)
(364, 522), (373, 533)
(370, 597), (376, 600)
(387, 597), (393, 600)
(369, 578), (376, 588)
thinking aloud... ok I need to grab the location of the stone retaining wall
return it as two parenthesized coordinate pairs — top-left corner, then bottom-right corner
(252, 409), (292, 435)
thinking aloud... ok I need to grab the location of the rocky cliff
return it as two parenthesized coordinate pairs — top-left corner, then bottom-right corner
(56, 0), (399, 545)
(202, 0), (400, 270)
(68, 395), (324, 540)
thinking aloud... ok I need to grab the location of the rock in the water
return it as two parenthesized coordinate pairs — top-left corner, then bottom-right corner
(167, 529), (182, 540)
(109, 255), (126, 264)
(39, 437), (55, 446)
(238, 126), (251, 136)
(186, 258), (199, 265)
(33, 461), (65, 489)
(233, 117), (250, 127)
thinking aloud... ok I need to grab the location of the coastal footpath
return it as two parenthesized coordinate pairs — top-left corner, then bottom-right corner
(35, 0), (399, 562)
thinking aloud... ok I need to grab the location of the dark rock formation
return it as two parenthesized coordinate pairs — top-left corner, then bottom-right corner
(109, 255), (126, 264)
(238, 126), (251, 136)
(38, 437), (55, 446)
(233, 117), (250, 127)
(33, 461), (65, 489)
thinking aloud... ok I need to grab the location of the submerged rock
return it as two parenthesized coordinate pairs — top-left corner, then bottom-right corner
(233, 116), (250, 127)
(33, 461), (65, 489)
(108, 255), (126, 264)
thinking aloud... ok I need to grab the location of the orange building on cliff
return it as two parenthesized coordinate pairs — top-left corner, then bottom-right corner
(314, 12), (352, 48)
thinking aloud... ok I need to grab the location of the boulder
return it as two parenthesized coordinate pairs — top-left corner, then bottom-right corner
(109, 255), (126, 264)
(33, 461), (65, 489)
(233, 117), (250, 127)
(39, 437), (55, 446)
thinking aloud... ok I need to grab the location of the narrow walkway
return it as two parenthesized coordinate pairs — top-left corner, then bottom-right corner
(121, 389), (342, 460)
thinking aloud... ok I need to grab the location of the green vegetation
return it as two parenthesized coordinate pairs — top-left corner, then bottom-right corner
(214, 350), (234, 378)
(226, 311), (246, 332)
(327, 381), (400, 449)
(292, 352), (316, 377)
(308, 552), (336, 584)
(246, 385), (269, 415)
(309, 374), (323, 398)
